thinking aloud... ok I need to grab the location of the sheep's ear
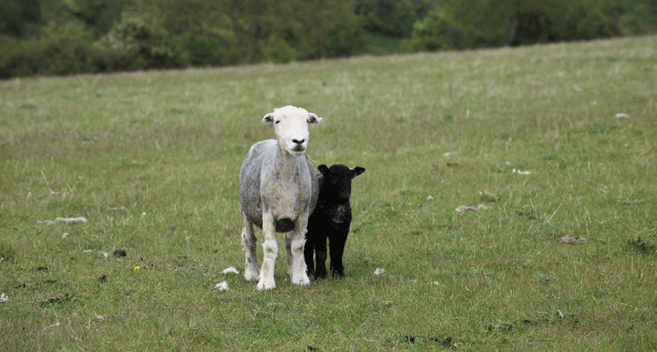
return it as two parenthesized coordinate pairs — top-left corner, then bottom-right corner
(318, 164), (329, 174)
(262, 113), (275, 124)
(352, 166), (365, 177)
(307, 113), (322, 124)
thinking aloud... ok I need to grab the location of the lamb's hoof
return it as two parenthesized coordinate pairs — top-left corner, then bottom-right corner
(257, 279), (275, 291)
(315, 269), (328, 279)
(332, 271), (345, 278)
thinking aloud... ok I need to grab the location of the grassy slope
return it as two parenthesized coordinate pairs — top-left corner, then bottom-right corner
(0, 36), (656, 351)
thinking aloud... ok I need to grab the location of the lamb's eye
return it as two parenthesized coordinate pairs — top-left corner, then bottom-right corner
(275, 120), (281, 124)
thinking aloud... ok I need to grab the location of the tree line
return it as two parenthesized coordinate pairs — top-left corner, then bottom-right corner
(1, 0), (655, 78)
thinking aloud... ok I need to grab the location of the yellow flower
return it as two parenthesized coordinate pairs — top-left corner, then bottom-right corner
(134, 266), (140, 271)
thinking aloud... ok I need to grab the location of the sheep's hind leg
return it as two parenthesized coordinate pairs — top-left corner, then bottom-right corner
(241, 214), (259, 281)
(257, 212), (277, 290)
(289, 217), (310, 286)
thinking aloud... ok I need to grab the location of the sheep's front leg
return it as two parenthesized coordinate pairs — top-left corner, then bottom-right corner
(257, 212), (277, 290)
(241, 213), (259, 281)
(285, 231), (294, 278)
(288, 216), (310, 286)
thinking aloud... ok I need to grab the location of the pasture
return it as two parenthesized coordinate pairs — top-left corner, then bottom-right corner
(1, 35), (656, 351)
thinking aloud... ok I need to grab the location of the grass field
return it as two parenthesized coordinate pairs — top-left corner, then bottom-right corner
(1, 35), (656, 351)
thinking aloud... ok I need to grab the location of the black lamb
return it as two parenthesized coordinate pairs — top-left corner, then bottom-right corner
(305, 164), (365, 279)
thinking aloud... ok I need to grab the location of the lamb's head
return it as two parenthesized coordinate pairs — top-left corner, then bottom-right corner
(263, 105), (322, 157)
(318, 164), (366, 202)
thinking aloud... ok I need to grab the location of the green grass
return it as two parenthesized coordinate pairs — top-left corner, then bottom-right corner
(1, 35), (656, 351)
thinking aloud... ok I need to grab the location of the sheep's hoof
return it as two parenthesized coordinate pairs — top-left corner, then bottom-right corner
(292, 274), (310, 286)
(244, 269), (260, 282)
(257, 279), (275, 291)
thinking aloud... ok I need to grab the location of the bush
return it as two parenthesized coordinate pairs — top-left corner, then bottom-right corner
(618, 4), (657, 36)
(2, 0), (650, 79)
(510, 11), (558, 46)
(405, 7), (470, 52)
(254, 34), (299, 64)
(298, 0), (364, 59)
(569, 0), (626, 40)
(355, 0), (418, 37)
(246, 0), (363, 62)
(407, 0), (635, 53)
(0, 0), (42, 37)
(0, 22), (108, 78)
(0, 0), (360, 78)
(182, 34), (233, 66)
(96, 11), (187, 70)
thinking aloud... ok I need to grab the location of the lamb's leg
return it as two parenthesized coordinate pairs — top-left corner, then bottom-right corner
(289, 216), (310, 286)
(257, 212), (277, 290)
(241, 213), (259, 281)
(304, 230), (315, 277)
(314, 229), (329, 279)
(329, 226), (349, 278)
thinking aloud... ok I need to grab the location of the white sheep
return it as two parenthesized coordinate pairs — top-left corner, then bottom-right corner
(239, 105), (322, 290)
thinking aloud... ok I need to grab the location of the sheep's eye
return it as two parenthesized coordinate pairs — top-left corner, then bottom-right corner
(275, 120), (281, 124)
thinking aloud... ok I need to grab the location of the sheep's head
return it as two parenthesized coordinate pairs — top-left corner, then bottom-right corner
(318, 164), (365, 202)
(263, 106), (321, 157)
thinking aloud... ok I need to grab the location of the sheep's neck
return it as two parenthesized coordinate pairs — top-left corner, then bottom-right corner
(275, 143), (302, 179)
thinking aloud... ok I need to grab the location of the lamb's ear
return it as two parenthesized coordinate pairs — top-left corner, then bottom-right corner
(352, 166), (365, 177)
(318, 164), (329, 174)
(307, 113), (322, 124)
(262, 113), (275, 124)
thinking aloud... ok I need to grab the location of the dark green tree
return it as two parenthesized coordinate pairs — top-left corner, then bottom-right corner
(108, 0), (361, 66)
(407, 0), (635, 52)
(354, 0), (418, 37)
(0, 0), (42, 37)
(61, 0), (125, 36)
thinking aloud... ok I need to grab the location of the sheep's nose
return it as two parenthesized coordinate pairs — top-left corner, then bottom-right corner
(292, 139), (305, 145)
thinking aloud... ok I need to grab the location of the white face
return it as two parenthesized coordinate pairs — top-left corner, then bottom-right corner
(274, 114), (310, 157)
(263, 106), (321, 157)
